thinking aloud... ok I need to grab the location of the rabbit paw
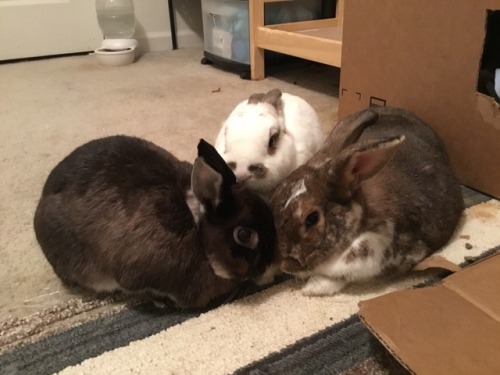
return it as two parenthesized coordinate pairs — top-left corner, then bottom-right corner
(254, 264), (280, 286)
(301, 276), (346, 296)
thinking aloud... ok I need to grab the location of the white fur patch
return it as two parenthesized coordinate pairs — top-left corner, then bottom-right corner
(88, 278), (120, 292)
(122, 286), (181, 306)
(314, 221), (394, 282)
(254, 264), (279, 286)
(284, 179), (307, 209)
(310, 157), (332, 169)
(186, 189), (205, 226)
(301, 275), (346, 296)
(208, 256), (232, 279)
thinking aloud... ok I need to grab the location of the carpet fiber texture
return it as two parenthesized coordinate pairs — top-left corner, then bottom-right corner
(1, 48), (498, 374)
(2, 190), (498, 374)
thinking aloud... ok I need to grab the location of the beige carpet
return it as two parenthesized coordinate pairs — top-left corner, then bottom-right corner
(1, 48), (499, 374)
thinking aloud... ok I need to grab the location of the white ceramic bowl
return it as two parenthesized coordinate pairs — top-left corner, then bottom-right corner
(94, 46), (137, 66)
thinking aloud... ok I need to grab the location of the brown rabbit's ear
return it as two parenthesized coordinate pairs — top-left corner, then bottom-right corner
(328, 136), (405, 201)
(192, 157), (224, 210)
(327, 109), (379, 155)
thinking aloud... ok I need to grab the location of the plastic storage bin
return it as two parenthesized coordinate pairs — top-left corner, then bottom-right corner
(201, 0), (323, 78)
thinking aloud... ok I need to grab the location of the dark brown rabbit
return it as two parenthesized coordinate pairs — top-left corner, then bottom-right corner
(270, 107), (464, 296)
(34, 136), (276, 308)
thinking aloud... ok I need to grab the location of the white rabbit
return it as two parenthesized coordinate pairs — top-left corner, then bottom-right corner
(215, 89), (324, 198)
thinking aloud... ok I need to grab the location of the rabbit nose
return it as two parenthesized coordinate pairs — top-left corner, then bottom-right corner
(280, 258), (304, 273)
(236, 172), (252, 183)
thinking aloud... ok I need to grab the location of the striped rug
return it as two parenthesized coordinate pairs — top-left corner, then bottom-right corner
(1, 187), (499, 375)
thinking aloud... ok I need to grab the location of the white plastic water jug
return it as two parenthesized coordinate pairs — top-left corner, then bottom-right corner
(94, 0), (138, 66)
(96, 0), (136, 39)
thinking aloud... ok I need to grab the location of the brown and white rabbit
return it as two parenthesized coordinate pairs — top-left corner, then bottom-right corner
(34, 136), (276, 308)
(215, 89), (324, 198)
(270, 107), (464, 296)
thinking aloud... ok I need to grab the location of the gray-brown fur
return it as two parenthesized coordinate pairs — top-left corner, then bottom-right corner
(248, 163), (268, 179)
(227, 161), (268, 180)
(247, 93), (265, 104)
(247, 89), (283, 111)
(34, 136), (276, 308)
(271, 107), (464, 293)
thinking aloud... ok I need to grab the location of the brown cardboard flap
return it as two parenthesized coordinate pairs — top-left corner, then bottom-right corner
(443, 254), (500, 322)
(412, 255), (462, 273)
(476, 94), (500, 130)
(359, 253), (500, 374)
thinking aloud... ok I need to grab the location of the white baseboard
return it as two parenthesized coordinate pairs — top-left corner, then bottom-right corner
(136, 30), (203, 54)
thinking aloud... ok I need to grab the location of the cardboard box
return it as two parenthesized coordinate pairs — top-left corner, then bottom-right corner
(359, 253), (500, 374)
(338, 0), (500, 198)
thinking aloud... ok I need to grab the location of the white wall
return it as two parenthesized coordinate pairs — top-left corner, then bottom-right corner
(0, 0), (204, 60)
(134, 0), (203, 54)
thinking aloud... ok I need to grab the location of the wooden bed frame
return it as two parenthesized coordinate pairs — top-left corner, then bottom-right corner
(249, 0), (344, 80)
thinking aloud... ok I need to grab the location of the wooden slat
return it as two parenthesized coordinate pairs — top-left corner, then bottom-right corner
(297, 26), (342, 42)
(255, 26), (342, 67)
(266, 18), (341, 33)
(336, 0), (345, 24)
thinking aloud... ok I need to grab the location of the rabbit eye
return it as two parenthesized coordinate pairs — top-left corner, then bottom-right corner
(268, 133), (279, 151)
(233, 226), (259, 249)
(304, 211), (319, 229)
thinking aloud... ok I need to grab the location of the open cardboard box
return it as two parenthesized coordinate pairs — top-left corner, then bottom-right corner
(358, 252), (500, 374)
(338, 0), (500, 198)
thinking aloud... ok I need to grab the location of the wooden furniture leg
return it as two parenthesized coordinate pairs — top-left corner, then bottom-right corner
(249, 0), (266, 80)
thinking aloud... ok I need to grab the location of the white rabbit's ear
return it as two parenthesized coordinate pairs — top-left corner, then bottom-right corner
(192, 157), (226, 210)
(247, 89), (282, 108)
(248, 92), (265, 104)
(262, 89), (282, 106)
(328, 136), (404, 201)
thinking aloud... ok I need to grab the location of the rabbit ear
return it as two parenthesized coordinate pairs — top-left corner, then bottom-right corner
(197, 139), (236, 186)
(192, 139), (236, 210)
(192, 157), (224, 210)
(248, 92), (265, 104)
(329, 135), (404, 201)
(247, 89), (282, 106)
(327, 109), (379, 155)
(262, 89), (283, 108)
